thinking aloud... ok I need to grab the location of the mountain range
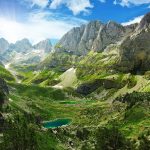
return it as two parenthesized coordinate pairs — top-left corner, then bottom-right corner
(0, 11), (150, 150)
(1, 12), (149, 73)
(0, 38), (52, 65)
(55, 20), (137, 56)
(37, 12), (150, 75)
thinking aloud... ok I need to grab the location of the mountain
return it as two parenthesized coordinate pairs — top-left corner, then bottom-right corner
(38, 20), (137, 72)
(0, 38), (9, 54)
(34, 39), (52, 53)
(36, 13), (150, 89)
(0, 38), (53, 65)
(55, 20), (136, 55)
(12, 38), (32, 53)
(118, 12), (150, 73)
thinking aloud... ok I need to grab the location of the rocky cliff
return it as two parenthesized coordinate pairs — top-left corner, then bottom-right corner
(55, 20), (136, 55)
(34, 39), (52, 53)
(118, 12), (150, 73)
(0, 38), (9, 54)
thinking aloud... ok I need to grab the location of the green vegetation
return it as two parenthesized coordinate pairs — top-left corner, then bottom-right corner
(39, 52), (80, 72)
(26, 70), (60, 86)
(0, 49), (150, 149)
(1, 113), (64, 150)
(0, 65), (15, 82)
(95, 125), (133, 150)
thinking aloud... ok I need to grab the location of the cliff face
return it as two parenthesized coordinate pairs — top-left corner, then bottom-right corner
(0, 38), (9, 54)
(55, 20), (136, 55)
(34, 39), (52, 53)
(118, 12), (150, 73)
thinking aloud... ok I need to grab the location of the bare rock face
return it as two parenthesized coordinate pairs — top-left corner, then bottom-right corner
(34, 39), (52, 53)
(55, 20), (135, 55)
(55, 24), (87, 55)
(118, 12), (150, 73)
(12, 38), (32, 53)
(137, 12), (150, 30)
(0, 38), (9, 54)
(92, 21), (126, 51)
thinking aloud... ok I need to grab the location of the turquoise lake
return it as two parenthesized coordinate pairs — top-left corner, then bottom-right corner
(43, 119), (71, 129)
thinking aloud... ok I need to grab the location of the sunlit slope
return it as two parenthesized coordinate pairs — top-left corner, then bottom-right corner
(0, 65), (15, 82)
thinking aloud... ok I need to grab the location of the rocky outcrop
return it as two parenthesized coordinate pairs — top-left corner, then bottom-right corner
(76, 79), (121, 95)
(55, 20), (136, 55)
(137, 12), (150, 30)
(0, 38), (9, 54)
(34, 39), (52, 53)
(118, 12), (150, 73)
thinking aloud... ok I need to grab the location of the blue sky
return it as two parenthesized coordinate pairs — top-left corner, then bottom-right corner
(0, 0), (150, 44)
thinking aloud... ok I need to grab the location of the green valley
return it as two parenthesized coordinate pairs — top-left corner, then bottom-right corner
(0, 9), (150, 150)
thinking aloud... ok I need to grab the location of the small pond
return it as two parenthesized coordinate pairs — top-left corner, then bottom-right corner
(43, 118), (71, 129)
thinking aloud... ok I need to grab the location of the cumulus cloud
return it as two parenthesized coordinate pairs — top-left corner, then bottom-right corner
(49, 0), (93, 15)
(0, 11), (87, 44)
(114, 0), (150, 7)
(121, 15), (144, 26)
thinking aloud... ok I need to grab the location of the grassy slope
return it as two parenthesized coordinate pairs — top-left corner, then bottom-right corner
(0, 65), (15, 82)
(8, 82), (150, 149)
(3, 48), (150, 149)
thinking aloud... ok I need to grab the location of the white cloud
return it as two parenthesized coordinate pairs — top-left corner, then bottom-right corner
(114, 0), (150, 7)
(25, 0), (49, 8)
(121, 15), (144, 26)
(0, 12), (87, 44)
(49, 0), (93, 15)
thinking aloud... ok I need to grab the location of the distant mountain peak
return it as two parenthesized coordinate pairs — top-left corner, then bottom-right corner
(34, 39), (52, 53)
(0, 38), (9, 54)
(0, 37), (8, 41)
(15, 38), (31, 45)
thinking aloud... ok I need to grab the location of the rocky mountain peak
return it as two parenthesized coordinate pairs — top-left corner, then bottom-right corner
(0, 38), (9, 54)
(0, 38), (53, 65)
(106, 21), (119, 27)
(15, 38), (31, 45)
(118, 12), (150, 73)
(34, 39), (52, 53)
(14, 38), (32, 53)
(55, 19), (131, 55)
(138, 12), (150, 30)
